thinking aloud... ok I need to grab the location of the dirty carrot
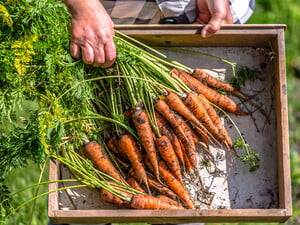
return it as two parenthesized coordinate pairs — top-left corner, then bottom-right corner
(129, 168), (178, 200)
(155, 99), (197, 168)
(157, 195), (184, 208)
(165, 92), (207, 131)
(158, 160), (194, 209)
(132, 106), (160, 181)
(107, 138), (119, 155)
(83, 141), (124, 183)
(172, 68), (247, 115)
(155, 136), (182, 184)
(184, 92), (230, 147)
(126, 177), (146, 194)
(198, 93), (232, 147)
(192, 68), (248, 99)
(130, 194), (184, 209)
(118, 134), (150, 194)
(155, 111), (185, 167)
(100, 188), (131, 208)
(180, 140), (193, 173)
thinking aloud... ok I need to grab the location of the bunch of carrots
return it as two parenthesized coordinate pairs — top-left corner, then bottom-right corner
(59, 31), (261, 210)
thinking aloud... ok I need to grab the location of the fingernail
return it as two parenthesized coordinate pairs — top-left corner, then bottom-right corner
(202, 30), (207, 38)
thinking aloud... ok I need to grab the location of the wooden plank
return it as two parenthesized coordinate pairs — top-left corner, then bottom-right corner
(115, 25), (284, 47)
(274, 28), (292, 222)
(119, 34), (275, 47)
(48, 159), (59, 218)
(49, 208), (288, 224)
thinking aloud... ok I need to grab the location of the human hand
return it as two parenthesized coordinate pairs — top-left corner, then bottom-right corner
(64, 0), (116, 68)
(194, 0), (233, 38)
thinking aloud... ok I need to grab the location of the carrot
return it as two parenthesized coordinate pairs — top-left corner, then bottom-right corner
(155, 136), (182, 184)
(99, 189), (125, 207)
(126, 176), (146, 194)
(198, 93), (232, 147)
(155, 111), (185, 167)
(193, 68), (271, 123)
(83, 141), (124, 183)
(129, 168), (178, 200)
(118, 134), (150, 194)
(184, 92), (230, 147)
(107, 138), (129, 161)
(107, 138), (119, 155)
(130, 194), (184, 209)
(155, 99), (197, 168)
(132, 106), (160, 181)
(158, 160), (194, 209)
(157, 195), (184, 208)
(192, 68), (248, 99)
(179, 140), (193, 173)
(172, 68), (247, 115)
(99, 188), (133, 208)
(165, 92), (207, 132)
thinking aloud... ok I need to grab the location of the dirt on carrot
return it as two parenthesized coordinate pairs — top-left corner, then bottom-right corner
(118, 134), (150, 194)
(172, 68), (248, 115)
(130, 194), (184, 209)
(132, 106), (160, 181)
(155, 99), (197, 168)
(158, 160), (195, 209)
(83, 141), (125, 183)
(155, 136), (183, 184)
(155, 111), (185, 168)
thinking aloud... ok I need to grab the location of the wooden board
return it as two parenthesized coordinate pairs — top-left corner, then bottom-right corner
(48, 24), (291, 224)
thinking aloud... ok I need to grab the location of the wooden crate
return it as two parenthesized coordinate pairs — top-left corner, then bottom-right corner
(48, 24), (291, 224)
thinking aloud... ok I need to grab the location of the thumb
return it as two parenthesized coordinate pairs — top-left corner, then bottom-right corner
(201, 12), (224, 38)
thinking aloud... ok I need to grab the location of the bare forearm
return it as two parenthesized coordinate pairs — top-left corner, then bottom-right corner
(64, 0), (105, 18)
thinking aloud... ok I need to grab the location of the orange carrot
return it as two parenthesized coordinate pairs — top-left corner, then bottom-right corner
(126, 177), (146, 194)
(155, 136), (182, 184)
(99, 189), (125, 207)
(130, 194), (184, 209)
(107, 138), (119, 155)
(157, 195), (184, 208)
(158, 161), (194, 209)
(132, 106), (160, 181)
(129, 168), (178, 200)
(184, 92), (230, 147)
(118, 134), (150, 194)
(172, 68), (247, 115)
(192, 68), (248, 99)
(180, 140), (193, 173)
(155, 99), (197, 168)
(165, 92), (207, 131)
(83, 141), (124, 183)
(155, 111), (185, 167)
(107, 138), (129, 161)
(198, 93), (232, 147)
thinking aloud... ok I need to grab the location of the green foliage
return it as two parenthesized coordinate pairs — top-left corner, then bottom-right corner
(0, 183), (13, 223)
(233, 137), (260, 172)
(2, 164), (49, 225)
(230, 65), (263, 88)
(0, 113), (44, 178)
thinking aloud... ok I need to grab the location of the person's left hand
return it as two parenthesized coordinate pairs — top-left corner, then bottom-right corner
(194, 0), (233, 38)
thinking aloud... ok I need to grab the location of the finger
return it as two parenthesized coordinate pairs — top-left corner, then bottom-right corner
(224, 6), (233, 24)
(81, 44), (94, 65)
(101, 40), (117, 68)
(91, 43), (105, 67)
(201, 11), (224, 38)
(70, 42), (81, 59)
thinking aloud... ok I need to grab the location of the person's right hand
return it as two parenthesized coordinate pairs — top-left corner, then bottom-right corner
(194, 0), (233, 38)
(64, 0), (116, 68)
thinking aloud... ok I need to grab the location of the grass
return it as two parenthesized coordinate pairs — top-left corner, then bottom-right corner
(3, 0), (300, 224)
